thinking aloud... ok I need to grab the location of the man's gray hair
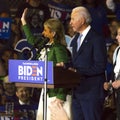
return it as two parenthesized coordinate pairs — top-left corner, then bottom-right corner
(72, 6), (92, 24)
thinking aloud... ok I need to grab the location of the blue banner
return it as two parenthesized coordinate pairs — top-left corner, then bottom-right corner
(0, 18), (11, 39)
(9, 60), (53, 84)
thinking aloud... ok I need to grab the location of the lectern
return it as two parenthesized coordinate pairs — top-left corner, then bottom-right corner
(15, 67), (81, 88)
(9, 59), (81, 88)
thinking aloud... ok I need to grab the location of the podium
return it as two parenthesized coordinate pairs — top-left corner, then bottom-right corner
(9, 60), (81, 88)
(15, 67), (81, 88)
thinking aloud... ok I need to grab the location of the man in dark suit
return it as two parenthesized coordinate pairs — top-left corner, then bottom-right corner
(69, 6), (107, 120)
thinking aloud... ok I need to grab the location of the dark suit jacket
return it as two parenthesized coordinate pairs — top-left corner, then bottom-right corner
(70, 28), (107, 100)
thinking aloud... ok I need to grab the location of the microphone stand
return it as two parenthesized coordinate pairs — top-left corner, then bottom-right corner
(42, 45), (50, 120)
(34, 37), (50, 120)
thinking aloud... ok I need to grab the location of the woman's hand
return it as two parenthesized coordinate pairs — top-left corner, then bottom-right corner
(112, 80), (120, 89)
(49, 102), (69, 120)
(53, 98), (64, 106)
(56, 62), (64, 67)
(68, 67), (76, 72)
(21, 8), (28, 25)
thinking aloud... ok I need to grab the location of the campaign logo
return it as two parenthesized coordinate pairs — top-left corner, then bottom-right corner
(14, 39), (37, 60)
(18, 63), (44, 81)
(0, 18), (11, 39)
(9, 60), (53, 84)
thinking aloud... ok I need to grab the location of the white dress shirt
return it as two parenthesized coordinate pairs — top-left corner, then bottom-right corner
(79, 25), (91, 46)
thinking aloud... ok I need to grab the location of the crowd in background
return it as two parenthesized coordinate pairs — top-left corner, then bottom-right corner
(0, 0), (120, 120)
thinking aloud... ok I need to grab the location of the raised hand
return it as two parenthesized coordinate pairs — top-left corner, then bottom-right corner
(21, 8), (28, 25)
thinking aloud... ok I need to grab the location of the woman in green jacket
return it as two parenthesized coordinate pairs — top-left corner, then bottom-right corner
(21, 8), (72, 120)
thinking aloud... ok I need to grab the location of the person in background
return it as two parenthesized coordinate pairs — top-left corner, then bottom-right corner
(15, 0), (50, 37)
(21, 8), (72, 120)
(106, 43), (118, 81)
(0, 11), (22, 49)
(1, 75), (17, 105)
(103, 42), (118, 120)
(109, 19), (120, 41)
(106, 19), (119, 50)
(0, 59), (6, 77)
(1, 48), (18, 75)
(111, 24), (120, 120)
(47, 0), (73, 25)
(15, 87), (37, 120)
(15, 87), (34, 105)
(103, 24), (120, 120)
(0, 0), (10, 15)
(64, 18), (76, 47)
(65, 19), (76, 38)
(106, 0), (120, 21)
(82, 0), (109, 37)
(69, 6), (107, 120)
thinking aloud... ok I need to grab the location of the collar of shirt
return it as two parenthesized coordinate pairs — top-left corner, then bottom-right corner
(19, 100), (30, 105)
(80, 25), (91, 45)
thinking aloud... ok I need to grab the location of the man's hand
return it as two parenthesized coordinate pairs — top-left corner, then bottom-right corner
(68, 67), (76, 72)
(112, 80), (120, 89)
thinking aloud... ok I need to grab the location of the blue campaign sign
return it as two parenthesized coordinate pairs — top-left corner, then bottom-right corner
(0, 18), (12, 39)
(9, 59), (53, 84)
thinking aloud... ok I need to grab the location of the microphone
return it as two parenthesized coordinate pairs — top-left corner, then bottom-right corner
(35, 35), (50, 53)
